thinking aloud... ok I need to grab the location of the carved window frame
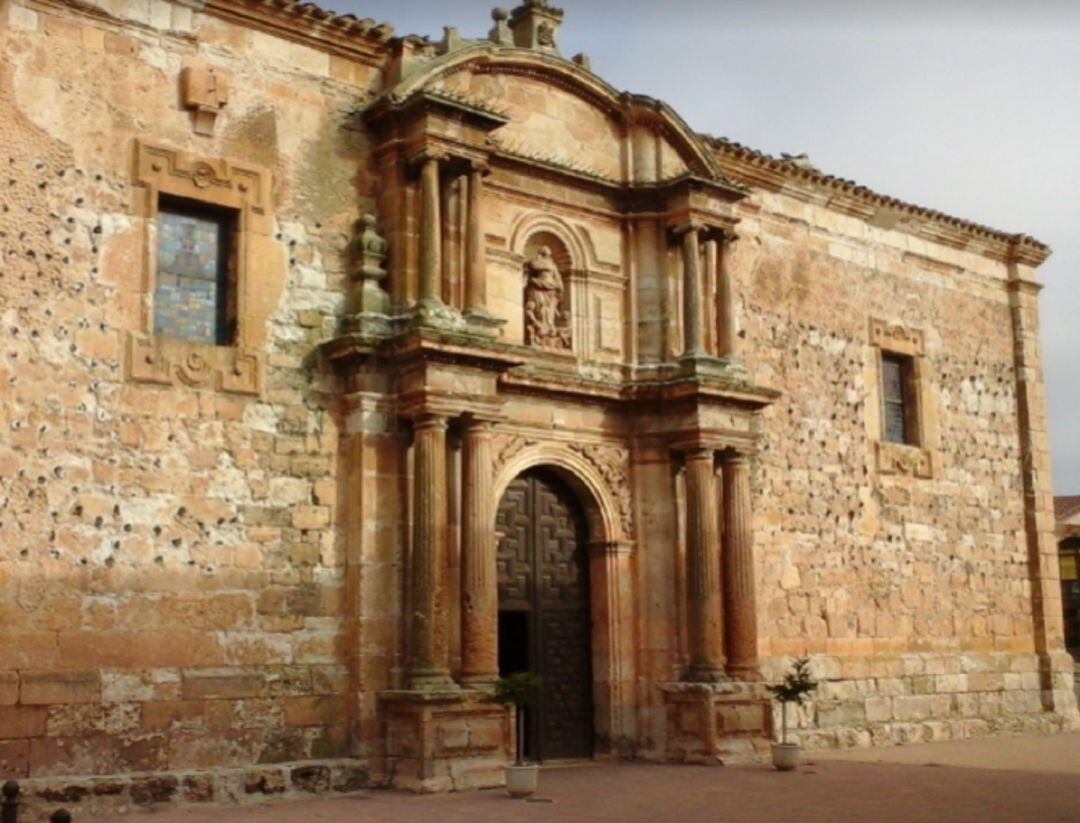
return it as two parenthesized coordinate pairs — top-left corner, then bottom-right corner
(868, 318), (938, 479)
(126, 140), (271, 395)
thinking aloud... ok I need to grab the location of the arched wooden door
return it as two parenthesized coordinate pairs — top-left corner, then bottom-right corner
(496, 468), (594, 761)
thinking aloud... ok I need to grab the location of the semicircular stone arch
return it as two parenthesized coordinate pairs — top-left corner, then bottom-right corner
(492, 441), (631, 546)
(509, 212), (590, 272)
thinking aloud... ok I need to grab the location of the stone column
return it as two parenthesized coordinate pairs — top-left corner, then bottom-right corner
(464, 162), (489, 315)
(722, 453), (759, 679)
(683, 447), (724, 681)
(460, 418), (499, 687)
(717, 234), (736, 359)
(408, 414), (454, 690)
(680, 225), (705, 357)
(419, 154), (443, 306)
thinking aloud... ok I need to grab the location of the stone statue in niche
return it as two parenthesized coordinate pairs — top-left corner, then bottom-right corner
(523, 245), (571, 350)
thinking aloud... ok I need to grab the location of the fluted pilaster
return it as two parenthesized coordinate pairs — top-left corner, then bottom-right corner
(460, 418), (498, 686)
(419, 155), (443, 305)
(680, 226), (704, 357)
(408, 414), (454, 689)
(722, 453), (758, 678)
(464, 163), (488, 314)
(683, 447), (724, 681)
(717, 235), (736, 358)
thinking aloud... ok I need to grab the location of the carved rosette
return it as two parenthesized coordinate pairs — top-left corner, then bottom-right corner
(569, 441), (634, 538)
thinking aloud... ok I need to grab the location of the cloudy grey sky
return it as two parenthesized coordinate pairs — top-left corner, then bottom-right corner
(329, 0), (1080, 493)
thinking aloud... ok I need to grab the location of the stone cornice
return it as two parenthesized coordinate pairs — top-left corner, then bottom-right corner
(706, 135), (1052, 267)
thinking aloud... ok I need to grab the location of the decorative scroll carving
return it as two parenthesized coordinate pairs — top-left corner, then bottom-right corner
(875, 441), (933, 479)
(127, 334), (261, 396)
(524, 246), (571, 350)
(492, 434), (535, 474)
(870, 317), (924, 357)
(569, 442), (633, 537)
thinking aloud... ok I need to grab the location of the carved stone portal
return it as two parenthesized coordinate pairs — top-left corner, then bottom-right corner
(524, 245), (571, 350)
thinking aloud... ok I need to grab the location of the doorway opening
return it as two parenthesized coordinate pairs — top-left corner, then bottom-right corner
(496, 468), (594, 761)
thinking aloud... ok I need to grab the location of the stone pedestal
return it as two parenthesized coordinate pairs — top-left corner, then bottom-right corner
(658, 682), (772, 765)
(380, 690), (512, 792)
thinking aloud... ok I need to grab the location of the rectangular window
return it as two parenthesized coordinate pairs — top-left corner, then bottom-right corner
(882, 353), (916, 445)
(154, 197), (236, 345)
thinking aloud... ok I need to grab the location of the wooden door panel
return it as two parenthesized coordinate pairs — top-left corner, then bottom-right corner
(496, 469), (594, 761)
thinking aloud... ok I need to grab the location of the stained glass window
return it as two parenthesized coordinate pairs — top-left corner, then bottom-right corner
(154, 199), (234, 345)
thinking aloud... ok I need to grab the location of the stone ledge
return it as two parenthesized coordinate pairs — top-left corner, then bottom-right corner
(12, 758), (369, 819)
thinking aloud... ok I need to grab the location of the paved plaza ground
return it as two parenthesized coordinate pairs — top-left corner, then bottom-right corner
(106, 732), (1079, 822)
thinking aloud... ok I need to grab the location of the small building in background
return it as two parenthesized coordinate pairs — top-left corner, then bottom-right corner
(1056, 496), (1080, 656)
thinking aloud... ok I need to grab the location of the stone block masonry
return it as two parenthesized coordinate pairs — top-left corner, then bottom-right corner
(1, 0), (1076, 814)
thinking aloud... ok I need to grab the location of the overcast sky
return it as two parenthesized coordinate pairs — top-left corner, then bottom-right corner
(329, 0), (1080, 494)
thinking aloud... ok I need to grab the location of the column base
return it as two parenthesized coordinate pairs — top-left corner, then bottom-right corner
(405, 669), (460, 693)
(458, 674), (499, 693)
(412, 299), (466, 331)
(685, 664), (729, 684)
(726, 663), (762, 682)
(463, 307), (506, 338)
(380, 689), (512, 792)
(678, 352), (747, 380)
(658, 681), (772, 765)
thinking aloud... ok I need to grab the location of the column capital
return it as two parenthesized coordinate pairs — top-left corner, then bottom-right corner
(407, 148), (450, 169)
(411, 412), (448, 432)
(672, 442), (717, 463)
(671, 221), (732, 242)
(720, 450), (752, 467)
(468, 157), (492, 176)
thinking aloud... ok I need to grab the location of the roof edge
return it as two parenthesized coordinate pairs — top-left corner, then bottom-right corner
(202, 0), (395, 65)
(705, 134), (1052, 267)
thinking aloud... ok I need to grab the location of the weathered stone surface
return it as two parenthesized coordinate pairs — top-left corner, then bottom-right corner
(0, 0), (1075, 811)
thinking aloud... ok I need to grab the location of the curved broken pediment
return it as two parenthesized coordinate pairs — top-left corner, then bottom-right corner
(366, 41), (730, 188)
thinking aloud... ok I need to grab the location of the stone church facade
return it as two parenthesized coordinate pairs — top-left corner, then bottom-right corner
(1, 0), (1076, 810)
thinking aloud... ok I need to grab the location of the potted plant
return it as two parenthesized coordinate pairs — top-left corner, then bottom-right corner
(766, 657), (818, 771)
(492, 672), (543, 797)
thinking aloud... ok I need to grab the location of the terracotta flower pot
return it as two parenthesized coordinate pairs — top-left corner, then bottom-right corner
(506, 763), (539, 797)
(771, 742), (801, 771)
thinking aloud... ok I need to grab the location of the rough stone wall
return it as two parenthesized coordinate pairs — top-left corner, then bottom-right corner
(0, 0), (380, 788)
(723, 182), (1077, 744)
(2, 0), (1074, 803)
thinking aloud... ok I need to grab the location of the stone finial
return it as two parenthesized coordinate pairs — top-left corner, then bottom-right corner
(508, 0), (563, 52)
(346, 214), (390, 318)
(180, 65), (228, 137)
(439, 26), (465, 55)
(489, 7), (513, 44)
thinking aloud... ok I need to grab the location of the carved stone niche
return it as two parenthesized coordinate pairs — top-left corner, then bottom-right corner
(522, 231), (573, 352)
(126, 140), (273, 397)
